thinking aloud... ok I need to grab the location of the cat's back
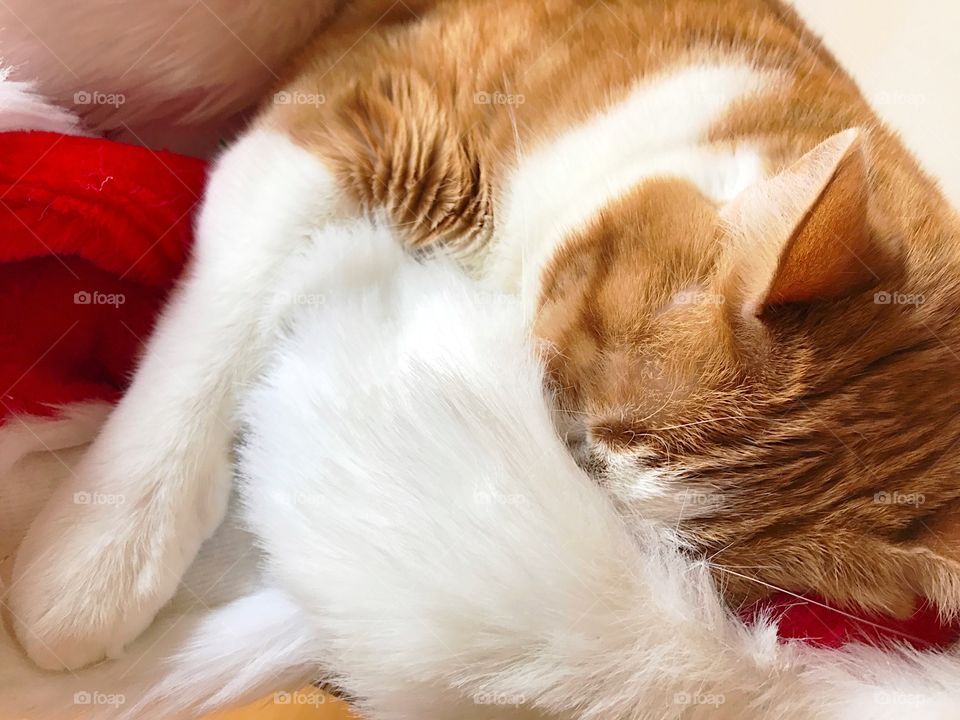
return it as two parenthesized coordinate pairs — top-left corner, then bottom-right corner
(284, 0), (844, 144)
(272, 0), (957, 276)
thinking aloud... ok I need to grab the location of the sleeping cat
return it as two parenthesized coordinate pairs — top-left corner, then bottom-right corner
(11, 0), (960, 672)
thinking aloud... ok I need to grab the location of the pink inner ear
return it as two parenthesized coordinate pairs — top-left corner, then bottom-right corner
(763, 198), (877, 309)
(756, 130), (882, 313)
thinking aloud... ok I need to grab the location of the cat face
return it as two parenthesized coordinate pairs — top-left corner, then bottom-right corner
(536, 129), (960, 616)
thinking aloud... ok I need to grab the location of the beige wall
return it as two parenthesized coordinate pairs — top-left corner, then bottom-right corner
(790, 0), (960, 207)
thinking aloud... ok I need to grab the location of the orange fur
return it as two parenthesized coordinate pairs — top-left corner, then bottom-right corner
(257, 0), (960, 616)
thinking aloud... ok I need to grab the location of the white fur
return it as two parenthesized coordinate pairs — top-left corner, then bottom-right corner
(239, 229), (960, 719)
(0, 411), (309, 717)
(7, 226), (960, 718)
(0, 587), (315, 720)
(8, 128), (346, 670)
(0, 66), (82, 133)
(0, 407), (312, 719)
(486, 64), (770, 312)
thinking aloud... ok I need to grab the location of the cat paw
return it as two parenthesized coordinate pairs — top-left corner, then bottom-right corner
(8, 447), (230, 670)
(8, 483), (186, 670)
(11, 610), (151, 672)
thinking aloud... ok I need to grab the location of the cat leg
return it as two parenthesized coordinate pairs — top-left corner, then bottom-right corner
(9, 128), (349, 670)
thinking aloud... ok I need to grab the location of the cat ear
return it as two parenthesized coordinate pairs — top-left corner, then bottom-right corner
(722, 129), (885, 319)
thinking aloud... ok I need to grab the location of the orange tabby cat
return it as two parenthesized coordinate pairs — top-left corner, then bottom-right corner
(277, 0), (960, 614)
(12, 0), (960, 671)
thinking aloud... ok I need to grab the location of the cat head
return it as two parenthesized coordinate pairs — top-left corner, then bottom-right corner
(536, 129), (960, 616)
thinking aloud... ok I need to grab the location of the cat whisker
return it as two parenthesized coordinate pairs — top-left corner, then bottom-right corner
(650, 416), (764, 432)
(711, 567), (930, 645)
(706, 562), (781, 571)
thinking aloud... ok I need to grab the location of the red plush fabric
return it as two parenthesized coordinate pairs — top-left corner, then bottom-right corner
(0, 130), (956, 653)
(746, 596), (956, 650)
(0, 131), (204, 418)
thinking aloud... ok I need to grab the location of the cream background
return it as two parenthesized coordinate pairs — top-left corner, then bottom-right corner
(791, 0), (960, 208)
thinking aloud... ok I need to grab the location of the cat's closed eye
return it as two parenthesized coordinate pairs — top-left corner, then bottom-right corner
(536, 130), (960, 617)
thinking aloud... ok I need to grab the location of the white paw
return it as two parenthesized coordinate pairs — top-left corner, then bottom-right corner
(10, 493), (169, 669)
(9, 445), (230, 670)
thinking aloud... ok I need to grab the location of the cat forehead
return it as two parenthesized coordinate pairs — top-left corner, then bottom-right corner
(536, 178), (730, 330)
(486, 62), (774, 307)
